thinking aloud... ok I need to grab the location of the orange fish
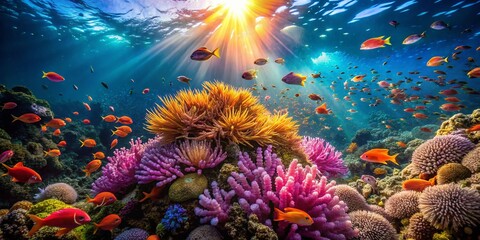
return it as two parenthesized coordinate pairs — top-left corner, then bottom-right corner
(11, 113), (41, 123)
(274, 207), (314, 226)
(402, 178), (435, 192)
(82, 119), (91, 124)
(42, 71), (65, 82)
(467, 124), (480, 133)
(1, 102), (17, 110)
(426, 56), (448, 67)
(439, 89), (458, 96)
(110, 139), (118, 149)
(413, 113), (428, 119)
(73, 111), (79, 115)
(440, 103), (461, 112)
(147, 235), (161, 240)
(45, 118), (66, 129)
(116, 116), (133, 125)
(93, 214), (121, 234)
(92, 152), (105, 160)
(1, 162), (42, 184)
(44, 149), (61, 157)
(351, 74), (366, 82)
(360, 36), (391, 50)
(115, 126), (132, 133)
(396, 141), (407, 148)
(57, 141), (67, 147)
(467, 67), (480, 78)
(360, 149), (399, 165)
(373, 168), (387, 175)
(444, 97), (460, 102)
(140, 186), (164, 203)
(28, 208), (90, 237)
(82, 160), (102, 177)
(87, 192), (117, 207)
(83, 102), (91, 111)
(111, 129), (128, 137)
(52, 129), (61, 136)
(315, 103), (331, 115)
(41, 125), (47, 132)
(102, 115), (117, 122)
(80, 139), (97, 148)
(64, 117), (72, 123)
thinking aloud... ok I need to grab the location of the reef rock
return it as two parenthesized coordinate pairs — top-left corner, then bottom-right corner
(169, 173), (208, 202)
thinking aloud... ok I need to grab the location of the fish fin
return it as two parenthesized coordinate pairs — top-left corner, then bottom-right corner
(79, 140), (85, 147)
(12, 177), (20, 182)
(376, 36), (385, 39)
(42, 71), (47, 78)
(55, 228), (73, 237)
(93, 223), (99, 234)
(83, 169), (91, 177)
(444, 57), (448, 63)
(86, 195), (92, 203)
(11, 114), (19, 123)
(372, 149), (389, 153)
(43, 151), (48, 157)
(28, 214), (45, 237)
(273, 208), (285, 221)
(428, 176), (437, 185)
(1, 163), (11, 170)
(389, 153), (399, 165)
(139, 192), (150, 203)
(111, 130), (116, 136)
(212, 48), (220, 58)
(198, 47), (207, 50)
(284, 207), (308, 214)
(420, 31), (426, 37)
(13, 162), (24, 167)
(384, 36), (391, 45)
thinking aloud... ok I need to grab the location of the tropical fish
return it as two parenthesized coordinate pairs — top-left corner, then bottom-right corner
(92, 151), (105, 160)
(430, 20), (449, 30)
(360, 149), (399, 165)
(426, 56), (448, 67)
(111, 129), (128, 137)
(73, 84), (79, 91)
(83, 102), (91, 111)
(28, 208), (90, 237)
(116, 116), (133, 125)
(41, 125), (47, 132)
(101, 82), (109, 89)
(242, 69), (258, 80)
(45, 118), (66, 129)
(467, 124), (480, 133)
(467, 67), (480, 78)
(115, 126), (132, 134)
(109, 106), (115, 112)
(274, 207), (313, 226)
(1, 102), (17, 110)
(44, 149), (61, 157)
(142, 88), (150, 94)
(254, 58), (268, 65)
(444, 97), (460, 103)
(93, 214), (121, 234)
(360, 36), (391, 50)
(311, 73), (321, 78)
(351, 74), (366, 82)
(396, 141), (407, 148)
(190, 47), (220, 61)
(1, 162), (42, 184)
(0, 150), (14, 163)
(388, 20), (399, 28)
(440, 103), (461, 112)
(274, 58), (285, 64)
(110, 139), (118, 149)
(52, 129), (61, 137)
(282, 72), (306, 86)
(64, 117), (72, 123)
(147, 235), (161, 240)
(402, 178), (435, 192)
(87, 192), (117, 207)
(42, 71), (65, 82)
(402, 31), (426, 45)
(413, 113), (428, 119)
(420, 127), (432, 132)
(455, 45), (471, 51)
(102, 115), (117, 122)
(308, 94), (323, 101)
(87, 96), (93, 101)
(439, 89), (457, 96)
(79, 139), (96, 148)
(57, 141), (67, 147)
(361, 174), (378, 193)
(373, 168), (387, 175)
(82, 119), (91, 124)
(177, 76), (191, 85)
(315, 103), (330, 114)
(83, 160), (102, 177)
(11, 113), (41, 123)
(140, 186), (164, 202)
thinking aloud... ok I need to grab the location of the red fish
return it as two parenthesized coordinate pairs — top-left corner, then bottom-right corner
(360, 149), (399, 165)
(64, 117), (72, 123)
(315, 103), (331, 114)
(44, 149), (61, 157)
(1, 162), (42, 184)
(404, 108), (415, 112)
(28, 208), (91, 237)
(420, 127), (432, 132)
(83, 102), (91, 111)
(467, 124), (480, 133)
(93, 214), (121, 234)
(92, 151), (105, 159)
(87, 192), (117, 207)
(142, 88), (150, 94)
(45, 118), (66, 129)
(1, 102), (17, 110)
(140, 186), (164, 203)
(413, 113), (428, 119)
(111, 129), (128, 137)
(115, 126), (132, 134)
(42, 71), (65, 82)
(439, 89), (457, 96)
(402, 178), (435, 192)
(116, 116), (133, 125)
(426, 56), (448, 67)
(83, 119), (91, 124)
(440, 103), (461, 112)
(57, 141), (67, 147)
(52, 129), (61, 136)
(11, 113), (41, 123)
(444, 97), (460, 102)
(360, 36), (391, 50)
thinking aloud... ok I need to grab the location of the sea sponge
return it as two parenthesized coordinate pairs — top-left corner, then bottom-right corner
(0, 209), (30, 239)
(9, 200), (33, 212)
(436, 163), (471, 184)
(349, 210), (396, 240)
(368, 205), (392, 222)
(335, 185), (370, 212)
(406, 213), (437, 240)
(168, 173), (208, 202)
(412, 135), (475, 174)
(29, 199), (71, 218)
(384, 190), (420, 219)
(419, 184), (480, 231)
(114, 228), (149, 240)
(34, 183), (78, 204)
(461, 145), (480, 173)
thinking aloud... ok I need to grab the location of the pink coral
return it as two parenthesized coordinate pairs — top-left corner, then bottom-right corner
(301, 137), (348, 177)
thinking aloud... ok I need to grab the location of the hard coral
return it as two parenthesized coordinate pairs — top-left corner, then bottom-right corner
(412, 135), (475, 174)
(9, 201), (33, 212)
(349, 210), (396, 240)
(436, 163), (471, 184)
(461, 145), (480, 173)
(334, 185), (370, 212)
(34, 182), (78, 204)
(384, 190), (420, 219)
(301, 136), (348, 177)
(168, 173), (208, 202)
(0, 209), (29, 240)
(419, 184), (480, 231)
(114, 228), (149, 240)
(195, 181), (234, 226)
(406, 213), (437, 240)
(145, 81), (301, 149)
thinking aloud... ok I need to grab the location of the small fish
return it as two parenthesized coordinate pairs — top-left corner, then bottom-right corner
(444, 97), (460, 102)
(430, 20), (449, 30)
(101, 82), (109, 89)
(454, 45), (471, 51)
(41, 125), (47, 132)
(426, 56), (448, 67)
(83, 102), (91, 111)
(90, 65), (94, 73)
(177, 76), (191, 85)
(11, 113), (41, 123)
(57, 141), (67, 147)
(413, 113), (428, 119)
(190, 47), (220, 61)
(87, 96), (93, 101)
(1, 162), (42, 184)
(42, 71), (65, 82)
(92, 151), (105, 160)
(396, 141), (407, 148)
(142, 88), (150, 94)
(140, 186), (164, 202)
(282, 72), (306, 86)
(0, 150), (14, 163)
(315, 103), (331, 115)
(44, 149), (61, 157)
(93, 214), (121, 234)
(73, 111), (79, 115)
(109, 106), (115, 112)
(79, 139), (96, 148)
(308, 94), (323, 101)
(110, 139), (118, 149)
(111, 129), (128, 137)
(402, 178), (435, 192)
(274, 207), (314, 226)
(52, 129), (61, 136)
(28, 208), (91, 237)
(373, 168), (387, 175)
(102, 115), (117, 122)
(115, 126), (132, 134)
(420, 127), (432, 132)
(439, 89), (457, 96)
(467, 124), (480, 133)
(402, 31), (426, 45)
(147, 235), (161, 240)
(274, 58), (285, 64)
(116, 116), (133, 125)
(242, 69), (258, 80)
(45, 118), (66, 129)
(82, 119), (91, 124)
(440, 103), (461, 112)
(311, 73), (321, 78)
(351, 74), (366, 82)
(83, 160), (102, 177)
(388, 20), (399, 28)
(254, 58), (268, 65)
(1, 102), (17, 110)
(467, 67), (480, 78)
(87, 192), (117, 207)
(73, 84), (78, 91)
(360, 36), (391, 50)
(360, 149), (399, 165)
(361, 174), (378, 193)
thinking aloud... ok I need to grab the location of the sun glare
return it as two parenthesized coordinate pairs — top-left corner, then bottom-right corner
(222, 0), (251, 17)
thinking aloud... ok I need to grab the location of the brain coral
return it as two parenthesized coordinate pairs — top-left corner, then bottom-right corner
(349, 210), (397, 240)
(436, 163), (471, 184)
(419, 184), (480, 231)
(114, 228), (149, 240)
(385, 190), (420, 219)
(412, 135), (475, 174)
(406, 213), (437, 240)
(461, 145), (480, 173)
(34, 183), (78, 204)
(335, 184), (370, 212)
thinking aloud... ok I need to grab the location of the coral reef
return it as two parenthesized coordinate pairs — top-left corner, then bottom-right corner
(334, 184), (370, 212)
(9, 201), (33, 212)
(34, 182), (78, 204)
(168, 173), (208, 202)
(186, 225), (223, 240)
(160, 204), (188, 233)
(301, 136), (348, 177)
(114, 228), (149, 240)
(349, 210), (396, 240)
(406, 213), (437, 240)
(175, 140), (227, 174)
(0, 209), (30, 240)
(436, 163), (471, 184)
(224, 202), (248, 239)
(195, 181), (234, 226)
(384, 190), (420, 219)
(461, 145), (480, 173)
(437, 109), (480, 143)
(29, 199), (71, 218)
(247, 214), (278, 240)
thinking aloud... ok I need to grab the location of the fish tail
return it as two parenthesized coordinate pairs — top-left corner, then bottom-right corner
(384, 36), (391, 45)
(139, 192), (150, 203)
(421, 31), (426, 37)
(390, 153), (399, 165)
(428, 176), (437, 185)
(83, 169), (91, 177)
(43, 151), (48, 157)
(11, 114), (19, 123)
(79, 140), (85, 147)
(212, 48), (220, 59)
(444, 57), (448, 63)
(273, 207), (285, 221)
(1, 163), (11, 171)
(28, 214), (44, 237)
(86, 195), (92, 203)
(111, 130), (116, 136)
(42, 71), (47, 78)
(93, 223), (99, 234)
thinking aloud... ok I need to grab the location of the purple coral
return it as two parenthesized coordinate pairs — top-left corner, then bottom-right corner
(195, 181), (235, 226)
(91, 138), (145, 195)
(301, 137), (348, 177)
(175, 140), (227, 174)
(135, 139), (184, 188)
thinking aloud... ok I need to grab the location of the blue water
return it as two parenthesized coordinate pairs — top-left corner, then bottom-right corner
(1, 0), (479, 148)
